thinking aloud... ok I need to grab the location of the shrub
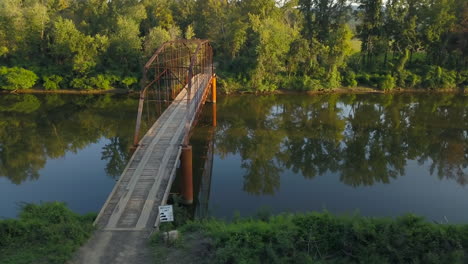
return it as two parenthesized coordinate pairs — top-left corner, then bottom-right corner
(356, 73), (388, 88)
(356, 73), (372, 86)
(0, 67), (38, 90)
(0, 202), (95, 264)
(370, 74), (385, 88)
(219, 77), (243, 94)
(405, 72), (422, 88)
(395, 69), (409, 88)
(302, 75), (323, 91)
(324, 68), (341, 89)
(282, 76), (300, 90)
(43, 75), (63, 90)
(70, 77), (93, 90)
(121, 76), (138, 89)
(342, 71), (358, 87)
(174, 212), (468, 264)
(89, 74), (118, 90)
(379, 74), (396, 91)
(423, 66), (457, 89)
(283, 76), (323, 91)
(255, 80), (278, 93)
(456, 70), (468, 87)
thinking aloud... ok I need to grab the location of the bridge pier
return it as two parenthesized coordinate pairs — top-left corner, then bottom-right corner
(211, 74), (217, 103)
(180, 145), (193, 205)
(212, 102), (217, 127)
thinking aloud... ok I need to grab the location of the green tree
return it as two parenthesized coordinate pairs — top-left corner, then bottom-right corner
(144, 26), (171, 58)
(184, 24), (195, 40)
(50, 18), (108, 75)
(0, 0), (26, 58)
(249, 14), (299, 91)
(422, 0), (457, 67)
(107, 17), (142, 75)
(357, 0), (384, 67)
(0, 67), (38, 90)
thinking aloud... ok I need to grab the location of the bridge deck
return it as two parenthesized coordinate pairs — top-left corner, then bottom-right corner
(72, 74), (212, 263)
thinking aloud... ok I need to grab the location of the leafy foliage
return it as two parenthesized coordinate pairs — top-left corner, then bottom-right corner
(175, 212), (468, 264)
(423, 66), (458, 89)
(0, 0), (466, 91)
(43, 75), (63, 90)
(0, 202), (95, 264)
(380, 74), (396, 91)
(0, 67), (38, 90)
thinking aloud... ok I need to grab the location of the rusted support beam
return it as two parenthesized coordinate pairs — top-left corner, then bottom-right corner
(180, 145), (193, 205)
(133, 67), (149, 146)
(133, 97), (145, 146)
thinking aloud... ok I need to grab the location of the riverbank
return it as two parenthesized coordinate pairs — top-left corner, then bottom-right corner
(0, 203), (95, 264)
(1, 85), (465, 96)
(153, 212), (468, 264)
(223, 86), (467, 95)
(279, 87), (466, 95)
(2, 203), (468, 264)
(0, 88), (134, 95)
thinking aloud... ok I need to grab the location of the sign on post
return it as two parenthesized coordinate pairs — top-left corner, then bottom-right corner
(159, 205), (174, 222)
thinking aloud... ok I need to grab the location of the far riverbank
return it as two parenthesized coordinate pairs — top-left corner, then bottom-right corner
(0, 88), (133, 95)
(0, 86), (466, 96)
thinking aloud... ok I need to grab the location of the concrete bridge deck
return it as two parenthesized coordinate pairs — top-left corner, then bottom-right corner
(71, 73), (212, 264)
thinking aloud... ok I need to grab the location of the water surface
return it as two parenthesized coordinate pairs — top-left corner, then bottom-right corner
(2, 93), (467, 223)
(190, 93), (468, 223)
(0, 94), (140, 218)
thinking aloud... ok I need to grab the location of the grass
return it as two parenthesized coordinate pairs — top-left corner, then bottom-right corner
(0, 202), (96, 264)
(153, 211), (468, 264)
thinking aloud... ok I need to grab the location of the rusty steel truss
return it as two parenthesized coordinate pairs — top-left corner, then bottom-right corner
(133, 39), (214, 146)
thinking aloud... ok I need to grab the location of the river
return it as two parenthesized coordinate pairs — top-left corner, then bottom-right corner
(0, 93), (467, 223)
(188, 93), (468, 223)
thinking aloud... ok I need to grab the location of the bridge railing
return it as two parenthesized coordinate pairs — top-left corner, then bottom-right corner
(134, 39), (213, 146)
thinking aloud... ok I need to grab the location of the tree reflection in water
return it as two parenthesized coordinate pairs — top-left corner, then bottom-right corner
(213, 94), (467, 194)
(2, 93), (466, 192)
(0, 94), (140, 184)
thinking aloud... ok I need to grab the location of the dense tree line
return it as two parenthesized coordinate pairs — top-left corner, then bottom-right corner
(0, 0), (466, 91)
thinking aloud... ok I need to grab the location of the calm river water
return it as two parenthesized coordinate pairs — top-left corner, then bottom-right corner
(0, 94), (141, 218)
(0, 93), (467, 223)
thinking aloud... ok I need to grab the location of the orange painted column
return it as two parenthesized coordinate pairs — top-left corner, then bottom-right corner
(212, 102), (217, 127)
(211, 74), (217, 103)
(181, 145), (193, 205)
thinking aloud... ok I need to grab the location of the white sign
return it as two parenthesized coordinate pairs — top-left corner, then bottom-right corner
(159, 205), (174, 222)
